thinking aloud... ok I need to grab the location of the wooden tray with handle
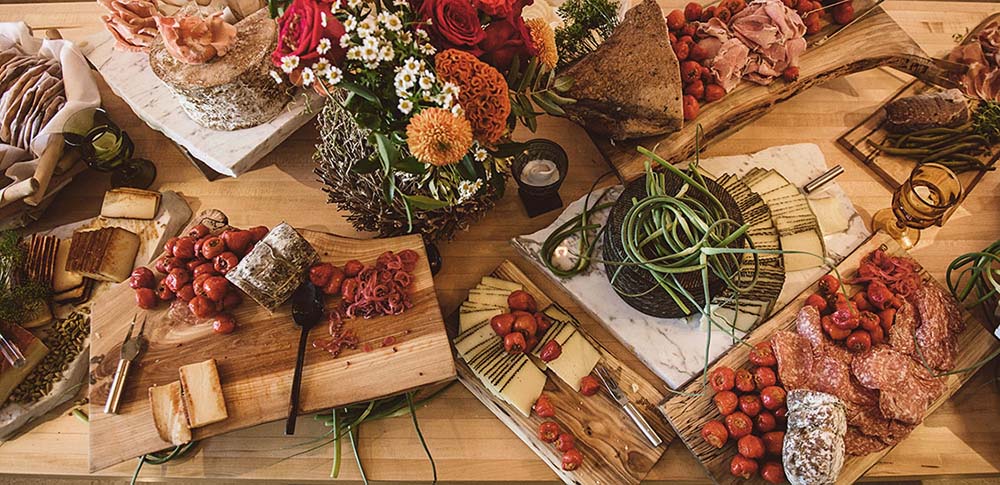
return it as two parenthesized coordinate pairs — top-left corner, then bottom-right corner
(838, 12), (1000, 204)
(448, 260), (675, 485)
(658, 232), (999, 485)
(595, 2), (964, 182)
(88, 210), (455, 472)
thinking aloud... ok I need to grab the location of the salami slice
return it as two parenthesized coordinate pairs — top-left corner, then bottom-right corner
(889, 301), (917, 356)
(844, 426), (888, 456)
(911, 282), (960, 371)
(852, 347), (944, 424)
(795, 306), (828, 349)
(772, 330), (814, 389)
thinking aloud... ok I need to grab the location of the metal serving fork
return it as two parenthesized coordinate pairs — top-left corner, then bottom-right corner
(104, 314), (147, 415)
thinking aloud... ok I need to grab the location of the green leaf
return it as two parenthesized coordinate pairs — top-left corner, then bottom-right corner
(355, 113), (381, 130)
(351, 154), (380, 174)
(339, 80), (380, 106)
(506, 53), (522, 86)
(382, 175), (396, 202)
(526, 112), (538, 132)
(458, 155), (477, 180)
(517, 57), (539, 92)
(553, 75), (575, 92)
(532, 91), (566, 116)
(488, 142), (528, 159)
(396, 156), (427, 174)
(543, 90), (576, 106)
(488, 172), (506, 199)
(402, 193), (450, 210)
(374, 132), (399, 171)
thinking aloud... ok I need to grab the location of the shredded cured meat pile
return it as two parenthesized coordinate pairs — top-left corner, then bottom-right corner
(771, 252), (965, 456)
(947, 21), (1000, 101)
(314, 312), (359, 357)
(342, 250), (418, 319)
(695, 0), (806, 91)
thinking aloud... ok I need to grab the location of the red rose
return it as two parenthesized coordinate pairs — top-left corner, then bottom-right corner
(475, 0), (513, 17)
(271, 0), (346, 69)
(414, 0), (486, 55)
(478, 0), (537, 70)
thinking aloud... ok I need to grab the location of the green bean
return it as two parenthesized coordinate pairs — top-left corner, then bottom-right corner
(919, 142), (983, 162)
(867, 140), (932, 156)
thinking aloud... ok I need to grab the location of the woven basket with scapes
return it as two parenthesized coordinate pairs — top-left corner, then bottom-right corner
(602, 174), (745, 318)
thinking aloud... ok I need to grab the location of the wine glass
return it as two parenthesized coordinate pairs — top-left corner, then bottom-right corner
(872, 163), (964, 249)
(62, 108), (157, 189)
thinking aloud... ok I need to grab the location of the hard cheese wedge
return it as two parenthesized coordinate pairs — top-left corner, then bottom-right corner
(478, 276), (523, 292)
(459, 308), (502, 333)
(537, 305), (601, 392)
(149, 381), (192, 446)
(467, 291), (510, 307)
(178, 359), (228, 428)
(808, 197), (850, 235)
(465, 345), (545, 417)
(0, 325), (48, 404)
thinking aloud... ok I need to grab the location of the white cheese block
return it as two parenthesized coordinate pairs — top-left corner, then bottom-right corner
(52, 239), (83, 293)
(459, 308), (503, 333)
(467, 292), (511, 307)
(478, 276), (523, 292)
(469, 288), (511, 296)
(746, 170), (788, 195)
(467, 347), (545, 417)
(782, 230), (826, 272)
(546, 332), (601, 392)
(809, 197), (850, 235)
(148, 381), (192, 446)
(454, 321), (499, 358)
(101, 188), (161, 220)
(178, 359), (228, 428)
(461, 302), (506, 314)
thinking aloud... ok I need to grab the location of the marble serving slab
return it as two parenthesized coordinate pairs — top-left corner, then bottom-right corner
(512, 144), (871, 389)
(80, 32), (322, 177)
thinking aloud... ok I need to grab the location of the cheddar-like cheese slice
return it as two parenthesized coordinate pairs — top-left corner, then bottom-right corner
(149, 381), (192, 446)
(178, 359), (228, 428)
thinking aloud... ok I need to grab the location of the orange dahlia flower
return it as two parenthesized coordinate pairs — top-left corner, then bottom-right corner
(434, 49), (511, 145)
(406, 108), (474, 167)
(525, 19), (557, 70)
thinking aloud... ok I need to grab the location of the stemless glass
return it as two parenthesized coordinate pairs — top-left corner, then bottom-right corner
(62, 107), (157, 189)
(872, 163), (963, 249)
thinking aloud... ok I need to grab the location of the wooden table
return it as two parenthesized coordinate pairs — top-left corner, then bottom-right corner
(0, 1), (998, 483)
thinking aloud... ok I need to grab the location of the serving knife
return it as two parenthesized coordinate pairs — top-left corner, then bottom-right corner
(594, 364), (662, 448)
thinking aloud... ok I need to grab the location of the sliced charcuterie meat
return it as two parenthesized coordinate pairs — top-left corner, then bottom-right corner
(772, 330), (814, 389)
(795, 306), (828, 349)
(844, 426), (888, 456)
(813, 351), (877, 407)
(889, 301), (917, 356)
(852, 347), (944, 424)
(910, 281), (962, 371)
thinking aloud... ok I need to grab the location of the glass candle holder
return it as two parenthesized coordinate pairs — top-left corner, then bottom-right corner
(511, 139), (569, 218)
(872, 163), (963, 249)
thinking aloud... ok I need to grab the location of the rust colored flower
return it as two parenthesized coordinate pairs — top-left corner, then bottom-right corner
(406, 108), (474, 167)
(525, 18), (556, 70)
(435, 49), (511, 144)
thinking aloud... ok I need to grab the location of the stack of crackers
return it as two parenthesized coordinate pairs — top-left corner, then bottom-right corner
(0, 47), (66, 150)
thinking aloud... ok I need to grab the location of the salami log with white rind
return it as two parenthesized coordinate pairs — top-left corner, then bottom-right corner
(783, 390), (847, 485)
(225, 222), (319, 312)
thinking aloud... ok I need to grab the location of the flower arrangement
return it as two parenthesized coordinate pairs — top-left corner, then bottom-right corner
(268, 0), (573, 235)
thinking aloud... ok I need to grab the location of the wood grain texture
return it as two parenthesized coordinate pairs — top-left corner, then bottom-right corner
(87, 214), (455, 472)
(659, 232), (1000, 485)
(597, 4), (953, 183)
(0, 2), (998, 483)
(838, 12), (1000, 200)
(452, 260), (674, 485)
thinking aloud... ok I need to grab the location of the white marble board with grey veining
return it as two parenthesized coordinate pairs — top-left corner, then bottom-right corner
(512, 144), (871, 389)
(80, 32), (322, 177)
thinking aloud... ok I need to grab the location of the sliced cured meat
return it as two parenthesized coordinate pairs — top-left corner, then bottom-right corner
(696, 18), (750, 92)
(843, 402), (915, 446)
(813, 351), (877, 407)
(795, 306), (827, 350)
(844, 426), (888, 456)
(772, 330), (814, 389)
(911, 282), (962, 371)
(852, 347), (945, 424)
(889, 301), (917, 356)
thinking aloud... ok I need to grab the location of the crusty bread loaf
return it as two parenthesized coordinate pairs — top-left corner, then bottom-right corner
(783, 390), (847, 485)
(562, 0), (684, 140)
(101, 188), (161, 220)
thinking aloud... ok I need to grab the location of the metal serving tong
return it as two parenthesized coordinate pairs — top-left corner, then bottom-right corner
(594, 364), (662, 448)
(105, 314), (147, 415)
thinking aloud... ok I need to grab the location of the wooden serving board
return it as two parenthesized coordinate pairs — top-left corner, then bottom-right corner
(450, 260), (675, 485)
(838, 12), (1000, 204)
(88, 213), (455, 472)
(596, 3), (959, 182)
(658, 231), (1000, 485)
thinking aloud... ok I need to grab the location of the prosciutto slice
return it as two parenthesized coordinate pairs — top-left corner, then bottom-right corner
(730, 0), (807, 85)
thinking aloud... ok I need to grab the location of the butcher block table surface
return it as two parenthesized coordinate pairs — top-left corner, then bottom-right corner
(1, 1), (998, 483)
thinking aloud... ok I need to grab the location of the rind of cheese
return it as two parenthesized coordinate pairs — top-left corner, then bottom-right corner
(478, 276), (523, 292)
(149, 381), (192, 446)
(101, 188), (162, 220)
(178, 359), (228, 428)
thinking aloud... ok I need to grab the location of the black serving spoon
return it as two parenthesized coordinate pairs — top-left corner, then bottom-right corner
(286, 281), (324, 435)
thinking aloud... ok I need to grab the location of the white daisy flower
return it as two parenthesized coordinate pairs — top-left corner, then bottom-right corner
(458, 179), (484, 202)
(382, 14), (403, 31)
(451, 103), (464, 117)
(361, 45), (379, 61)
(347, 46), (362, 60)
(280, 55), (299, 73)
(379, 45), (394, 61)
(357, 18), (377, 37)
(364, 60), (380, 69)
(347, 0), (361, 8)
(442, 82), (460, 97)
(398, 98), (414, 114)
(402, 57), (421, 74)
(394, 71), (416, 90)
(396, 88), (410, 98)
(321, 11), (328, 28)
(317, 38), (332, 55)
(398, 31), (413, 44)
(362, 35), (379, 50)
(416, 29), (430, 41)
(474, 148), (488, 162)
(340, 34), (352, 48)
(435, 93), (453, 108)
(326, 66), (343, 84)
(419, 42), (436, 55)
(393, 0), (408, 6)
(300, 67), (315, 86)
(331, 0), (341, 9)
(269, 70), (283, 84)
(312, 59), (332, 77)
(343, 16), (357, 31)
(418, 76), (434, 91)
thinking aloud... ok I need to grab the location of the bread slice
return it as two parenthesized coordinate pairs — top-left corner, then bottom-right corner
(563, 0), (683, 140)
(178, 359), (228, 428)
(148, 381), (192, 446)
(101, 188), (161, 220)
(66, 227), (140, 283)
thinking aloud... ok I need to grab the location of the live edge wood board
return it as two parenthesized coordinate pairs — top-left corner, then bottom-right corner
(597, 2), (958, 182)
(449, 260), (675, 485)
(88, 211), (455, 472)
(658, 232), (1000, 485)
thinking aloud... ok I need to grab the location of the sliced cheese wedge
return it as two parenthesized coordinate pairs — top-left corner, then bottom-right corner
(454, 321), (499, 358)
(467, 346), (545, 417)
(459, 308), (502, 333)
(467, 292), (510, 307)
(178, 359), (228, 428)
(149, 381), (192, 446)
(809, 197), (850, 235)
(536, 305), (601, 392)
(781, 231), (825, 272)
(478, 276), (523, 292)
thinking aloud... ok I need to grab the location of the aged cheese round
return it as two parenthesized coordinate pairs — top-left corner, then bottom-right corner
(148, 9), (291, 131)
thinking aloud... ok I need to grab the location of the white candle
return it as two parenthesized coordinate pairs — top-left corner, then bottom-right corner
(521, 159), (559, 187)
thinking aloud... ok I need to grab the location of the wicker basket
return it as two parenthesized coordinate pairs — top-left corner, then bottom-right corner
(602, 174), (745, 318)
